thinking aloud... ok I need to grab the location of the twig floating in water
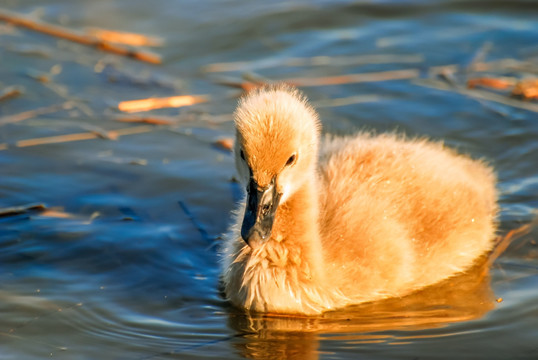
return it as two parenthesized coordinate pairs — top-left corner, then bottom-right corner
(0, 101), (73, 126)
(0, 125), (154, 150)
(215, 69), (420, 90)
(213, 138), (234, 152)
(0, 203), (46, 217)
(284, 68), (421, 87)
(202, 54), (424, 73)
(486, 216), (538, 269)
(513, 79), (538, 99)
(114, 115), (177, 125)
(86, 27), (164, 47)
(16, 132), (106, 147)
(413, 78), (538, 114)
(214, 79), (263, 92)
(467, 77), (515, 90)
(0, 85), (24, 102)
(107, 125), (155, 137)
(313, 94), (382, 108)
(0, 9), (161, 64)
(118, 95), (209, 113)
(39, 208), (75, 219)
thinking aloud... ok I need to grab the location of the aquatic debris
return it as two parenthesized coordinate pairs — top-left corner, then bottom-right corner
(312, 94), (382, 108)
(214, 78), (263, 92)
(414, 79), (538, 114)
(86, 27), (164, 47)
(512, 79), (538, 100)
(128, 159), (148, 166)
(0, 85), (24, 102)
(0, 203), (46, 217)
(467, 77), (538, 100)
(26, 69), (52, 83)
(486, 219), (538, 269)
(286, 68), (420, 87)
(26, 65), (62, 83)
(202, 54), (424, 73)
(467, 77), (515, 90)
(118, 95), (209, 113)
(119, 207), (141, 222)
(215, 69), (420, 90)
(0, 125), (154, 150)
(213, 138), (234, 152)
(38, 208), (76, 219)
(114, 115), (177, 125)
(95, 62), (180, 90)
(426, 57), (538, 110)
(216, 69), (420, 92)
(0, 101), (73, 125)
(0, 9), (161, 64)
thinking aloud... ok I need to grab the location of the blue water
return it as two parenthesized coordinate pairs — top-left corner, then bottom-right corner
(0, 0), (537, 359)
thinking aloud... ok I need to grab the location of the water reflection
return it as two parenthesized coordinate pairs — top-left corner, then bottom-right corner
(228, 257), (494, 360)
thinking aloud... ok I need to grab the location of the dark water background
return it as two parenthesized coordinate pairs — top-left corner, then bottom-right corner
(1, 0), (537, 359)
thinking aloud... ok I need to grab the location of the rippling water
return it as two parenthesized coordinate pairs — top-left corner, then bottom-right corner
(1, 0), (537, 359)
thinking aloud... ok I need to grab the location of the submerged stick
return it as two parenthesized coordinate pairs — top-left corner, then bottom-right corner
(178, 200), (213, 243)
(0, 9), (161, 64)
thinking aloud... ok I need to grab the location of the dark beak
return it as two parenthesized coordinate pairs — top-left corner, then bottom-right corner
(241, 177), (281, 247)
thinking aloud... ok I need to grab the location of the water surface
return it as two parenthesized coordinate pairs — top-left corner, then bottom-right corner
(1, 0), (537, 359)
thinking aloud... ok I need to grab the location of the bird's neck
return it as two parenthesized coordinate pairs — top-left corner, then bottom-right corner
(268, 176), (325, 281)
(226, 175), (334, 314)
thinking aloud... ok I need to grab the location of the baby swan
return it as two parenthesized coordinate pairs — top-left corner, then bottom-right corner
(221, 85), (497, 315)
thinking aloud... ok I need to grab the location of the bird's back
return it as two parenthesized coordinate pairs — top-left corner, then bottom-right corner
(318, 133), (497, 301)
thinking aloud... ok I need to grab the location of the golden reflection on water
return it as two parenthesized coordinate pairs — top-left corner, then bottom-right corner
(227, 257), (495, 360)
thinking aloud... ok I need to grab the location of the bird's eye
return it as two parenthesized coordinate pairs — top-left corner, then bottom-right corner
(286, 154), (297, 167)
(240, 150), (246, 161)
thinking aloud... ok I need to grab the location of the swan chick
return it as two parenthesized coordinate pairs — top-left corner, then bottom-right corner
(220, 85), (497, 315)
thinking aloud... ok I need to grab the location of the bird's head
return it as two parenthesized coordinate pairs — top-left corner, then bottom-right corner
(233, 85), (321, 247)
